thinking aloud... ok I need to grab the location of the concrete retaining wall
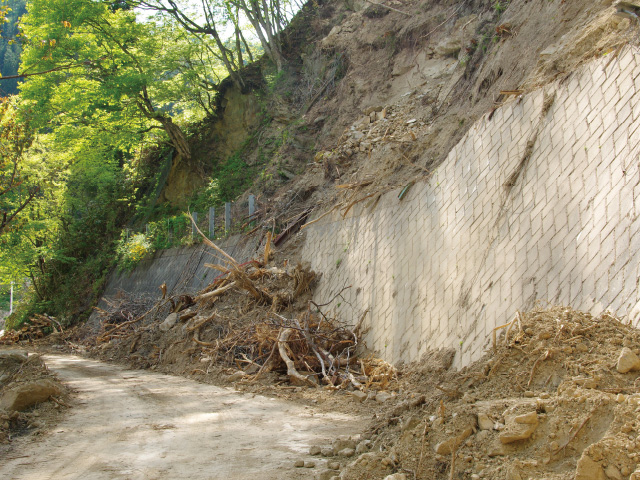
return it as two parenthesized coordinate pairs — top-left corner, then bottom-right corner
(87, 234), (262, 331)
(301, 47), (640, 367)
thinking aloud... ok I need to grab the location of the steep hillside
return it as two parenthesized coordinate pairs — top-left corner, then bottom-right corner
(170, 0), (628, 229)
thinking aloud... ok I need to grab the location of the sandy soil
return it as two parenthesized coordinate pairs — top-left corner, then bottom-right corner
(0, 354), (364, 480)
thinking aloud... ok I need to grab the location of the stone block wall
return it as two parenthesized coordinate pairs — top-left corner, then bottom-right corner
(301, 47), (640, 367)
(86, 234), (262, 332)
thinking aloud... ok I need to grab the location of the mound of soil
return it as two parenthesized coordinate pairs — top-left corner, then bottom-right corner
(0, 350), (69, 450)
(337, 305), (640, 479)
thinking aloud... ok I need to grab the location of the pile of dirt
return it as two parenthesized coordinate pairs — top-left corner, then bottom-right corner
(0, 350), (69, 449)
(327, 305), (640, 480)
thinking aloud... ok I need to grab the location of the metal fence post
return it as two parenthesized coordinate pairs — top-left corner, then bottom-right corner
(225, 202), (231, 233)
(209, 207), (215, 238)
(249, 194), (255, 219)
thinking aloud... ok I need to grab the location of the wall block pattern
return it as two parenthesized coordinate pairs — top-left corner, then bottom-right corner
(301, 48), (640, 367)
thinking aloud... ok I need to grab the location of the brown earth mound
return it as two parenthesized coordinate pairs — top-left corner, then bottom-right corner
(0, 351), (69, 449)
(336, 305), (640, 479)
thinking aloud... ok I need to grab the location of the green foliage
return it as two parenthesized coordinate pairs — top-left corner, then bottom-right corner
(145, 213), (193, 249)
(0, 0), (302, 329)
(493, 1), (510, 15)
(116, 232), (155, 272)
(213, 152), (255, 203)
(0, 0), (238, 324)
(0, 283), (12, 311)
(0, 0), (27, 96)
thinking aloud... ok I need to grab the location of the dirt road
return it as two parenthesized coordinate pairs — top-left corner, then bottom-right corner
(0, 355), (363, 479)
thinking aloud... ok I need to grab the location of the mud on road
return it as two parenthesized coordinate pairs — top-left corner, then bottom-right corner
(0, 354), (364, 480)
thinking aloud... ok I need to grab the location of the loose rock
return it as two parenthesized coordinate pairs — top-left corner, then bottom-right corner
(477, 412), (494, 430)
(159, 313), (178, 332)
(350, 390), (367, 403)
(575, 453), (605, 480)
(616, 347), (640, 373)
(434, 426), (473, 454)
(0, 379), (62, 411)
(499, 412), (538, 444)
(321, 447), (335, 457)
(333, 435), (356, 451)
(338, 448), (355, 457)
(375, 391), (393, 403)
(309, 445), (322, 456)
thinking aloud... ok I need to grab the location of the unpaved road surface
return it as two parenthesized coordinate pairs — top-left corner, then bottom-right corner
(0, 355), (363, 479)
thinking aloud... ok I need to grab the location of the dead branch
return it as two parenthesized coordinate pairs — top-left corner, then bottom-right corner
(196, 282), (237, 301)
(188, 213), (239, 268)
(278, 328), (315, 386)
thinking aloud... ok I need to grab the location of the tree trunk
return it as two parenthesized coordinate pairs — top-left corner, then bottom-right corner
(137, 91), (191, 159)
(159, 117), (191, 160)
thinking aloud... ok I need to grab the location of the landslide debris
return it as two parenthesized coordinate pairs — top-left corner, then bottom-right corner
(0, 350), (69, 449)
(332, 306), (640, 480)
(253, 0), (632, 224)
(78, 234), (397, 402)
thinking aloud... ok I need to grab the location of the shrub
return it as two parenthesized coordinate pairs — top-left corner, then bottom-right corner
(116, 232), (155, 272)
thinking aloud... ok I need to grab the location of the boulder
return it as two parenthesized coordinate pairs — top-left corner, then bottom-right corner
(363, 106), (383, 115)
(309, 445), (322, 456)
(435, 38), (461, 56)
(434, 426), (473, 454)
(604, 465), (622, 480)
(375, 391), (392, 403)
(0, 379), (61, 411)
(337, 448), (355, 457)
(477, 412), (494, 430)
(227, 371), (246, 382)
(350, 390), (367, 403)
(321, 447), (335, 457)
(0, 350), (28, 364)
(356, 440), (371, 454)
(333, 435), (356, 451)
(317, 469), (337, 480)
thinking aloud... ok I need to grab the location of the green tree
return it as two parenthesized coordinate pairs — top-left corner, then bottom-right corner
(134, 0), (297, 82)
(0, 0), (27, 96)
(0, 96), (38, 237)
(18, 0), (196, 158)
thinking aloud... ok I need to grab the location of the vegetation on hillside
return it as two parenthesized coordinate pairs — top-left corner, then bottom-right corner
(0, 0), (308, 329)
(0, 0), (26, 96)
